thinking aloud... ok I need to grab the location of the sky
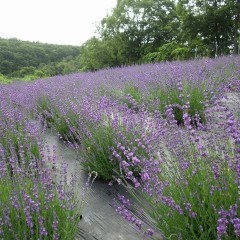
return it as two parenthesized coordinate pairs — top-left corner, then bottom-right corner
(0, 0), (117, 46)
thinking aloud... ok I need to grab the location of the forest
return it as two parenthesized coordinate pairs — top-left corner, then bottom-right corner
(0, 38), (81, 81)
(0, 0), (239, 81)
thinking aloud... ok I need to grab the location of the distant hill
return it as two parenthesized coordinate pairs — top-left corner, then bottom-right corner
(0, 38), (81, 77)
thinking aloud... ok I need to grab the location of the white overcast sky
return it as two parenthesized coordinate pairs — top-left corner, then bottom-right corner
(0, 0), (117, 46)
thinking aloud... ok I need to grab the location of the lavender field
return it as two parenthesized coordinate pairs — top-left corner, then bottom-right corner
(0, 55), (240, 239)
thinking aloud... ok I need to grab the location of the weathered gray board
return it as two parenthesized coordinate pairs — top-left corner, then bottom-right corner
(44, 131), (163, 240)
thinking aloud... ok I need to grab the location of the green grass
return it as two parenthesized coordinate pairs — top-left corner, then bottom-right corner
(0, 74), (38, 84)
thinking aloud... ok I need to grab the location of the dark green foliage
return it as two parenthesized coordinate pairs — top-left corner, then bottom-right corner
(0, 38), (81, 80)
(98, 0), (180, 65)
(143, 42), (191, 62)
(79, 0), (239, 71)
(79, 37), (125, 71)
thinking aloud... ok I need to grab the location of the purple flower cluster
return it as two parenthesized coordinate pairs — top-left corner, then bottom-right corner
(217, 205), (240, 239)
(113, 194), (154, 237)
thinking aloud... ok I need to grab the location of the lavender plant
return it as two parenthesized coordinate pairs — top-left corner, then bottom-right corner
(121, 83), (143, 111)
(0, 93), (84, 239)
(115, 109), (240, 240)
(0, 120), (83, 239)
(37, 95), (55, 127)
(51, 107), (81, 143)
(81, 122), (119, 180)
(146, 80), (210, 125)
(0, 155), (82, 240)
(80, 104), (157, 181)
(0, 101), (41, 174)
(37, 97), (83, 143)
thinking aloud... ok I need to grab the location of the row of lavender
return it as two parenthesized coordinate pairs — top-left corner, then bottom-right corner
(0, 87), (85, 238)
(1, 55), (240, 239)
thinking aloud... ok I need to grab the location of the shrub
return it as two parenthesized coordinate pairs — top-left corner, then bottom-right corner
(37, 96), (82, 143)
(0, 117), (41, 175)
(37, 95), (54, 127)
(51, 108), (81, 143)
(0, 96), (84, 239)
(81, 123), (119, 180)
(0, 118), (83, 239)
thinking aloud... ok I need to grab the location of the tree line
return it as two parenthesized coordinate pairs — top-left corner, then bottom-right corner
(80, 0), (240, 70)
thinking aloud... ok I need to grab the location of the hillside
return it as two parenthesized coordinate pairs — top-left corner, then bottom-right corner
(0, 38), (81, 80)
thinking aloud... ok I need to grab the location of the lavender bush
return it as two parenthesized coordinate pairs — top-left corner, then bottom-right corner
(0, 92), (84, 239)
(80, 104), (157, 180)
(146, 81), (210, 125)
(0, 162), (81, 239)
(115, 107), (240, 239)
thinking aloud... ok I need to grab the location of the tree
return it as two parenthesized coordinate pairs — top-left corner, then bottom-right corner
(228, 0), (240, 54)
(142, 41), (190, 62)
(100, 0), (180, 64)
(79, 37), (125, 71)
(177, 0), (239, 56)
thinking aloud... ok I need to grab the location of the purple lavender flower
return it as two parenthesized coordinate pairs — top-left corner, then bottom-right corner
(232, 218), (240, 237)
(217, 217), (228, 238)
(144, 228), (154, 237)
